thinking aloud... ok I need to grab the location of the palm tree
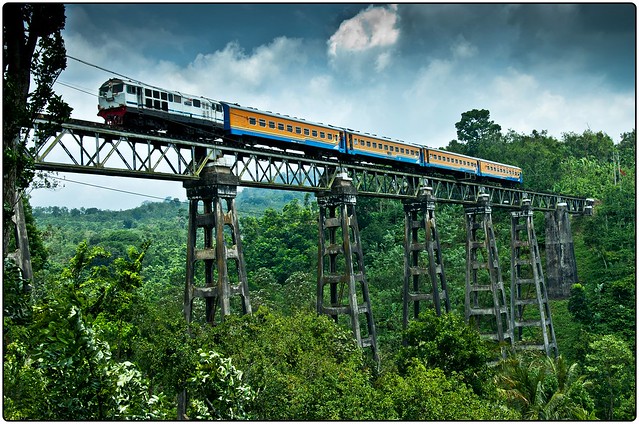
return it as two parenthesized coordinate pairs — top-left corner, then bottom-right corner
(494, 351), (595, 420)
(541, 355), (595, 420)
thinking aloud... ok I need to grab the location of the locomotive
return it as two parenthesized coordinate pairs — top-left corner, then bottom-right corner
(98, 78), (523, 184)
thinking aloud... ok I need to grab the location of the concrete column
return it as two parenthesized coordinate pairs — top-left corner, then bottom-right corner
(544, 203), (578, 299)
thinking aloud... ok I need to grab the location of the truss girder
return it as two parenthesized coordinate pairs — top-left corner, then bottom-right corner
(30, 119), (593, 213)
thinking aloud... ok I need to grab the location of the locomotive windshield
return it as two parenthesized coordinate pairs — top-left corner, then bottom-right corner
(99, 81), (124, 96)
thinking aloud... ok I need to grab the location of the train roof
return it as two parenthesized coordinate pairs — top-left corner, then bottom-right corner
(426, 148), (485, 161)
(478, 157), (522, 169)
(425, 147), (521, 169)
(346, 127), (421, 148)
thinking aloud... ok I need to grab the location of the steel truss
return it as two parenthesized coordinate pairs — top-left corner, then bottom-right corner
(31, 118), (593, 213)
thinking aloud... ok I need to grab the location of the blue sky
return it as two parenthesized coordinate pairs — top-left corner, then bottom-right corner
(30, 3), (636, 210)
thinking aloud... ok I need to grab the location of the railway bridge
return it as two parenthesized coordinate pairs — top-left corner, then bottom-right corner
(23, 118), (594, 365)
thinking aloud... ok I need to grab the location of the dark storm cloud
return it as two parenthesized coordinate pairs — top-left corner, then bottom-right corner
(396, 4), (635, 90)
(66, 3), (360, 65)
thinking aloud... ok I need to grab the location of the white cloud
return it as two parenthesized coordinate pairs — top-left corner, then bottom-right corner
(186, 37), (306, 91)
(327, 5), (400, 75)
(328, 5), (399, 55)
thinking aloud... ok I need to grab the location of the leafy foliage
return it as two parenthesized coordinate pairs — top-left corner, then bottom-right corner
(3, 4), (72, 254)
(202, 308), (383, 420)
(584, 334), (636, 420)
(398, 310), (493, 395)
(186, 349), (256, 419)
(494, 351), (595, 420)
(378, 359), (518, 420)
(3, 243), (167, 419)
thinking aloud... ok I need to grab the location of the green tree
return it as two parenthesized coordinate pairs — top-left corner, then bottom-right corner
(186, 349), (256, 419)
(584, 334), (635, 420)
(562, 129), (615, 161)
(3, 3), (72, 255)
(203, 308), (383, 420)
(453, 109), (502, 157)
(377, 360), (519, 420)
(494, 352), (595, 420)
(616, 129), (635, 168)
(241, 199), (317, 286)
(3, 241), (167, 419)
(497, 129), (564, 191)
(397, 310), (493, 395)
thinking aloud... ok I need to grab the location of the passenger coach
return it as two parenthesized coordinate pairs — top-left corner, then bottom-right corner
(222, 103), (342, 151)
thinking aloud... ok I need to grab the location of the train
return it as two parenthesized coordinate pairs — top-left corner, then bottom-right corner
(97, 78), (523, 184)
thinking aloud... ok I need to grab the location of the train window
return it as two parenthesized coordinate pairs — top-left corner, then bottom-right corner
(312, 130), (317, 137)
(268, 121), (275, 129)
(320, 132), (325, 138)
(259, 119), (266, 127)
(216, 104), (222, 112)
(162, 101), (168, 111)
(168, 94), (173, 102)
(112, 83), (123, 93)
(161, 92), (168, 101)
(373, 142), (377, 149)
(295, 127), (301, 134)
(145, 99), (153, 108)
(153, 100), (161, 109)
(126, 85), (136, 94)
(249, 117), (256, 125)
(328, 133), (333, 140)
(193, 99), (201, 108)
(400, 148), (405, 154)
(174, 95), (182, 103)
(286, 125), (293, 132)
(278, 123), (284, 131)
(366, 141), (371, 147)
(184, 100), (192, 106)
(153, 90), (160, 99)
(304, 128), (310, 136)
(384, 145), (388, 151)
(145, 88), (152, 97)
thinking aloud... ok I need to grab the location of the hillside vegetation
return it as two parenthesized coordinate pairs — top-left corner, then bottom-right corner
(4, 123), (635, 420)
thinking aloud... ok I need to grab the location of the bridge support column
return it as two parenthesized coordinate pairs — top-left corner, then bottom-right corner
(402, 185), (450, 332)
(511, 199), (558, 357)
(182, 166), (251, 325)
(464, 193), (513, 346)
(545, 203), (578, 299)
(317, 175), (379, 364)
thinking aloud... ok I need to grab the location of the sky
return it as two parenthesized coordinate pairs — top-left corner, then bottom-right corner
(28, 3), (636, 210)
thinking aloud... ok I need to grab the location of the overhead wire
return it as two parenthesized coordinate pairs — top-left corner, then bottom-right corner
(55, 80), (97, 97)
(45, 175), (172, 201)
